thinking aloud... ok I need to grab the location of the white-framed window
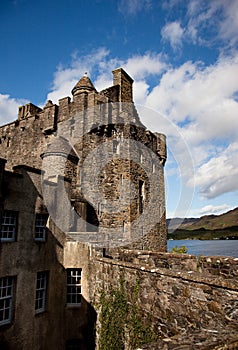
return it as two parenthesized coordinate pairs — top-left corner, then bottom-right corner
(66, 269), (82, 306)
(35, 271), (48, 314)
(0, 276), (14, 326)
(0, 210), (17, 242)
(34, 214), (48, 241)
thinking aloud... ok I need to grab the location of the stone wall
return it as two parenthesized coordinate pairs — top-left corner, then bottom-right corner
(90, 249), (238, 350)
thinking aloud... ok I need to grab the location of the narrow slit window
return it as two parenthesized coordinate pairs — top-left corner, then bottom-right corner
(113, 140), (120, 154)
(139, 180), (145, 214)
(152, 161), (155, 173)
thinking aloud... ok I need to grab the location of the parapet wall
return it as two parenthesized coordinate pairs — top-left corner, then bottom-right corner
(90, 250), (238, 350)
(119, 249), (238, 282)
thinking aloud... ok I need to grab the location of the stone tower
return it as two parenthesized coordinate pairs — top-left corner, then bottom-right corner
(41, 69), (167, 251)
(0, 68), (167, 251)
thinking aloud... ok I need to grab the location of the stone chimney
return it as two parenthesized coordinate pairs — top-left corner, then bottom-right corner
(112, 68), (134, 103)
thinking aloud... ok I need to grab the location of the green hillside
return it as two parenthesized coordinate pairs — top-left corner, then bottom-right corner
(167, 207), (238, 240)
(184, 207), (238, 230)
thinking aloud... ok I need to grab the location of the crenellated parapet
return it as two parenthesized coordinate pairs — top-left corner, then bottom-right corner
(18, 103), (42, 120)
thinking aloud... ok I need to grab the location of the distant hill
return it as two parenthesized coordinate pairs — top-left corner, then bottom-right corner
(167, 207), (238, 240)
(167, 217), (199, 231)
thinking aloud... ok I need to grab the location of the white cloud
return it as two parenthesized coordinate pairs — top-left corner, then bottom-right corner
(146, 54), (238, 143)
(0, 94), (28, 126)
(219, 0), (238, 46)
(185, 0), (238, 48)
(169, 203), (234, 218)
(161, 21), (184, 49)
(199, 204), (232, 216)
(118, 0), (152, 15)
(193, 142), (238, 199)
(133, 80), (149, 105)
(124, 53), (167, 79)
(47, 48), (111, 103)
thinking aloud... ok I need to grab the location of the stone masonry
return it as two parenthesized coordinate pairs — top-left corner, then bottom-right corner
(0, 68), (167, 251)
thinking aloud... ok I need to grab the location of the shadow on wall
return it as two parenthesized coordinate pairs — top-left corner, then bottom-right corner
(0, 166), (97, 350)
(80, 297), (97, 350)
(64, 296), (97, 350)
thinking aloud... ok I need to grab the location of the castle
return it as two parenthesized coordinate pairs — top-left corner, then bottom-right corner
(0, 68), (237, 350)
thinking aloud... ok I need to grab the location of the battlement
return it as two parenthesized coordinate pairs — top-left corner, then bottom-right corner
(0, 68), (166, 170)
(1, 69), (137, 136)
(18, 103), (42, 120)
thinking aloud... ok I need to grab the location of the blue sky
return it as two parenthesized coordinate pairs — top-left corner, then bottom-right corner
(0, 0), (238, 218)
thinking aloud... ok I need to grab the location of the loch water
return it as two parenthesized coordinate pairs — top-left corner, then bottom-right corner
(167, 239), (238, 258)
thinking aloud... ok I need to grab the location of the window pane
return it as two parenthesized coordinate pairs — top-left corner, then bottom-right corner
(34, 214), (48, 241)
(0, 211), (17, 241)
(0, 276), (14, 325)
(35, 271), (48, 313)
(66, 269), (82, 305)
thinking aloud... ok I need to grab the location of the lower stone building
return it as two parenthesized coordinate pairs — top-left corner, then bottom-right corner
(0, 160), (96, 349)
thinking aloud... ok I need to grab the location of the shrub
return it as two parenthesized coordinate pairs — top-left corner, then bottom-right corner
(170, 245), (188, 254)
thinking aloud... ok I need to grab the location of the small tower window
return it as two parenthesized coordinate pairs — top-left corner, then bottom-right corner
(138, 180), (145, 214)
(140, 151), (143, 163)
(113, 140), (120, 154)
(152, 161), (155, 173)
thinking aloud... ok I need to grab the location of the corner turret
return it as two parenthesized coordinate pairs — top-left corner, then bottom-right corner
(71, 73), (97, 96)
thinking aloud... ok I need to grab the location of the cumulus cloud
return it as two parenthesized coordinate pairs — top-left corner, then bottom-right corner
(161, 21), (184, 49)
(170, 203), (234, 218)
(0, 94), (28, 126)
(163, 0), (238, 50)
(140, 51), (238, 202)
(199, 204), (232, 216)
(124, 53), (167, 79)
(47, 48), (111, 103)
(219, 0), (238, 47)
(185, 0), (238, 48)
(146, 54), (238, 145)
(194, 142), (238, 199)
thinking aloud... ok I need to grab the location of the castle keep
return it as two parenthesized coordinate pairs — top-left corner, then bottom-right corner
(0, 69), (238, 350)
(0, 68), (167, 250)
